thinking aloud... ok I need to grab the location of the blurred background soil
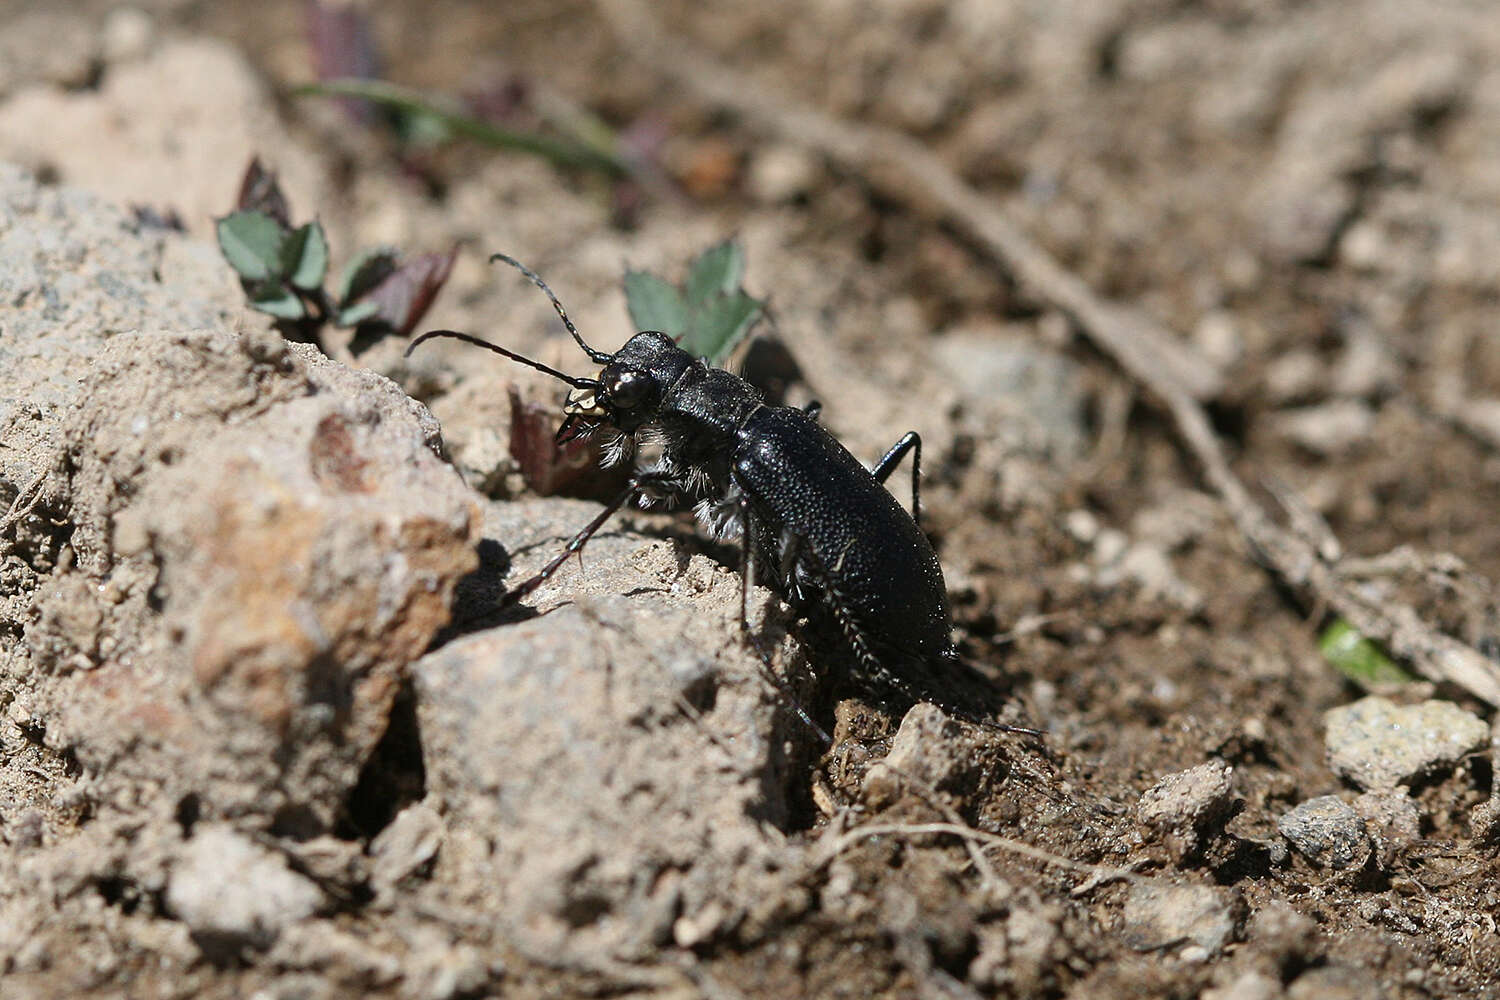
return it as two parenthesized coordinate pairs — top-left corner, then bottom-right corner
(1, 1), (1499, 998)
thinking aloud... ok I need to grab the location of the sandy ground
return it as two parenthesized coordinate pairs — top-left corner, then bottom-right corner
(1, 1), (1499, 997)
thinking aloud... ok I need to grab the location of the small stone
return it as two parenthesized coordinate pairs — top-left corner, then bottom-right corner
(1137, 760), (1236, 861)
(1277, 795), (1370, 870)
(863, 704), (983, 806)
(1352, 789), (1420, 852)
(1201, 971), (1282, 1000)
(166, 826), (323, 955)
(1121, 883), (1238, 956)
(1192, 310), (1243, 370)
(1273, 400), (1376, 456)
(102, 8), (155, 64)
(1324, 696), (1489, 791)
(1287, 964), (1386, 1000)
(1245, 901), (1320, 965)
(1263, 350), (1325, 404)
(1064, 508), (1101, 544)
(747, 145), (818, 203)
(370, 802), (444, 894)
(1469, 796), (1500, 844)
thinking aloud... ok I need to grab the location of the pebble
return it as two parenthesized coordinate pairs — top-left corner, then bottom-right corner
(166, 826), (323, 955)
(1351, 790), (1420, 852)
(1324, 696), (1488, 791)
(1273, 400), (1376, 455)
(1121, 883), (1238, 957)
(1287, 964), (1386, 1000)
(1137, 761), (1236, 860)
(102, 8), (154, 63)
(1277, 796), (1370, 869)
(1469, 796), (1500, 844)
(1201, 971), (1281, 1000)
(747, 145), (818, 203)
(862, 704), (982, 806)
(370, 801), (444, 894)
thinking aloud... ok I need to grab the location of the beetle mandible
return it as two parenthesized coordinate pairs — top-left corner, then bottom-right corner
(409, 253), (1020, 729)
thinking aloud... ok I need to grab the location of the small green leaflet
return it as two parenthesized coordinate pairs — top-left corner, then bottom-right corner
(216, 211), (286, 284)
(624, 240), (765, 365)
(1319, 619), (1414, 685)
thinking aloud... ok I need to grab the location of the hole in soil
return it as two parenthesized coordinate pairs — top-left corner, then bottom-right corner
(337, 679), (426, 841)
(96, 875), (144, 915)
(270, 804), (325, 841)
(175, 793), (201, 835)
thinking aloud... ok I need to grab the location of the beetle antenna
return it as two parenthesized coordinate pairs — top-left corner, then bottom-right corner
(490, 253), (613, 365)
(406, 329), (600, 390)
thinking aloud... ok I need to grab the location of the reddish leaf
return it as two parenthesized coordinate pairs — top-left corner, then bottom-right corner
(235, 157), (291, 227)
(307, 0), (382, 124)
(507, 386), (625, 500)
(357, 245), (458, 336)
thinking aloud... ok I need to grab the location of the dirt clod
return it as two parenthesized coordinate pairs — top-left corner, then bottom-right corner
(1324, 696), (1489, 791)
(1138, 760), (1237, 862)
(1121, 882), (1240, 959)
(166, 825), (324, 956)
(1277, 795), (1371, 871)
(5, 2), (1500, 995)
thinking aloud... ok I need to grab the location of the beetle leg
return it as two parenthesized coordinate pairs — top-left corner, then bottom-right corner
(739, 503), (829, 742)
(802, 400), (822, 422)
(502, 470), (686, 607)
(870, 431), (923, 528)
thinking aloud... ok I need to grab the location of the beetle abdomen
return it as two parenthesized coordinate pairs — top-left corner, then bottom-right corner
(732, 406), (952, 669)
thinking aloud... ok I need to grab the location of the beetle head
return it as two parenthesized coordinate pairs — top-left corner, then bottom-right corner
(560, 331), (691, 436)
(406, 256), (692, 443)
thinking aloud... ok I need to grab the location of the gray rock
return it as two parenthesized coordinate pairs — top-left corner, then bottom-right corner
(932, 327), (1087, 462)
(1, 165), (480, 835)
(1469, 796), (1500, 844)
(1351, 789), (1421, 853)
(166, 826), (323, 954)
(1324, 696), (1488, 791)
(1272, 400), (1377, 456)
(370, 802), (445, 896)
(1287, 964), (1387, 1000)
(414, 497), (808, 961)
(1121, 883), (1239, 958)
(1277, 795), (1370, 870)
(1244, 901), (1320, 965)
(862, 703), (988, 806)
(1138, 760), (1236, 861)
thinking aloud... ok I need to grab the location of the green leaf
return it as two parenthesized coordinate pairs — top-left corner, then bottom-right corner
(217, 211), (287, 283)
(249, 285), (306, 320)
(336, 300), (382, 327)
(283, 221), (329, 291)
(686, 289), (763, 363)
(1319, 620), (1415, 685)
(623, 270), (688, 338)
(295, 78), (630, 177)
(685, 240), (744, 305)
(394, 107), (453, 148)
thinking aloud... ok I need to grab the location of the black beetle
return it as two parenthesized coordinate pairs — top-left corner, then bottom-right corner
(410, 254), (1029, 732)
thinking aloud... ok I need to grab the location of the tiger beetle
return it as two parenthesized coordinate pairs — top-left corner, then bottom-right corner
(408, 254), (1037, 739)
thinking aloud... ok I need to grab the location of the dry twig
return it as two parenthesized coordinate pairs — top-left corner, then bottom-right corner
(0, 463), (51, 554)
(596, 0), (1500, 705)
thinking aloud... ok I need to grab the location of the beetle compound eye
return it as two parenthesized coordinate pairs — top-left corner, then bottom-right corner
(606, 368), (650, 409)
